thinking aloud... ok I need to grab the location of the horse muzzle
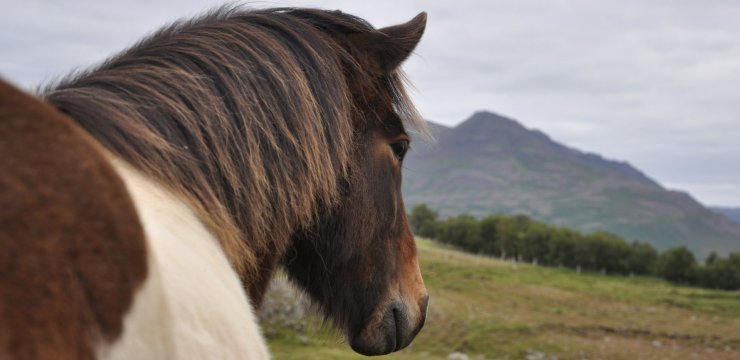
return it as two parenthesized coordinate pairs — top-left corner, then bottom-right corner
(349, 295), (429, 356)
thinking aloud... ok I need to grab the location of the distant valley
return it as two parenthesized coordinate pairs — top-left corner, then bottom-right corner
(403, 111), (740, 258)
(712, 207), (740, 225)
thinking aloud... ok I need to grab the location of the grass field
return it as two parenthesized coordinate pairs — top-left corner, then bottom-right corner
(264, 238), (740, 359)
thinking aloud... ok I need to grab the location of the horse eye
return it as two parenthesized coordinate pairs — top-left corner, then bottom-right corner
(390, 140), (409, 161)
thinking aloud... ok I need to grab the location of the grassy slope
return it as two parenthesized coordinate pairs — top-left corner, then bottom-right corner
(267, 239), (740, 359)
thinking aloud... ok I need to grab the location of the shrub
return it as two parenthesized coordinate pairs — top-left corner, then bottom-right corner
(656, 246), (697, 284)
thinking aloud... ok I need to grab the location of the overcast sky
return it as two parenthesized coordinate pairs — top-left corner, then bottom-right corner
(2, 0), (739, 207)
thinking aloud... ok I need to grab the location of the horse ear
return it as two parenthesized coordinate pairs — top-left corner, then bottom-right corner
(353, 12), (427, 73)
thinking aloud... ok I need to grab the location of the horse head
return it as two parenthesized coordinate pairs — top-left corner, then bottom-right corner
(283, 12), (429, 356)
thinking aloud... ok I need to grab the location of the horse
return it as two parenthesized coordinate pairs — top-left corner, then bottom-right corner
(0, 6), (429, 359)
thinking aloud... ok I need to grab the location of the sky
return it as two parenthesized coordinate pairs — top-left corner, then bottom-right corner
(2, 0), (739, 207)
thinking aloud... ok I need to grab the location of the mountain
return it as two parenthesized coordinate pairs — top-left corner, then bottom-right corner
(403, 111), (740, 258)
(711, 207), (740, 225)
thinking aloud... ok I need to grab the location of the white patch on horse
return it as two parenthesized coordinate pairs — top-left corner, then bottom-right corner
(99, 158), (269, 359)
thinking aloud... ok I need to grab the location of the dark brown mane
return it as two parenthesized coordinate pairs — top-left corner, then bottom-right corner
(42, 6), (425, 284)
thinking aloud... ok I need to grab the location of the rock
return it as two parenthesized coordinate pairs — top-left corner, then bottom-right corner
(258, 276), (312, 332)
(297, 335), (310, 345)
(524, 350), (555, 360)
(448, 351), (470, 360)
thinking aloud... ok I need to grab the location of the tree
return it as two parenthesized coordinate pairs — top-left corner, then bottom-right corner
(408, 203), (438, 238)
(626, 241), (658, 275)
(547, 228), (580, 268)
(705, 251), (719, 266)
(696, 259), (740, 290)
(437, 215), (481, 251)
(728, 252), (740, 267)
(583, 231), (630, 274)
(656, 246), (697, 284)
(696, 252), (740, 290)
(518, 222), (551, 264)
(497, 214), (532, 260)
(572, 234), (598, 271)
(478, 215), (502, 256)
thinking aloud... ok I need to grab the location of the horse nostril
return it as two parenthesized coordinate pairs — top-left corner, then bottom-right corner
(420, 294), (430, 314)
(410, 294), (429, 339)
(418, 294), (429, 326)
(392, 306), (403, 351)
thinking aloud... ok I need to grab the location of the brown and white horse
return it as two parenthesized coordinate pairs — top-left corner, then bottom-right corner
(0, 7), (428, 359)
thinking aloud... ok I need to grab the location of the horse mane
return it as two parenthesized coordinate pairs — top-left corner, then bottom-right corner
(42, 6), (425, 281)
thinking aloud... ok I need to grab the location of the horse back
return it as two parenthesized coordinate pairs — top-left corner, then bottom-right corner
(0, 79), (148, 359)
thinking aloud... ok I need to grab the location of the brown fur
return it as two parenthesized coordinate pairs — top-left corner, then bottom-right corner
(43, 6), (426, 303)
(0, 78), (147, 359)
(1, 4), (428, 357)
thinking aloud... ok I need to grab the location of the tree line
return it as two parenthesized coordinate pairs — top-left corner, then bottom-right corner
(409, 204), (740, 291)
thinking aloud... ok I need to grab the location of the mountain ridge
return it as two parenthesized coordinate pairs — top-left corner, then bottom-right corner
(403, 111), (740, 257)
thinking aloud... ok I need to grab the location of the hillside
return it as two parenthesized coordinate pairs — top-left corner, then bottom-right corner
(262, 239), (740, 359)
(712, 207), (740, 225)
(402, 111), (740, 258)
